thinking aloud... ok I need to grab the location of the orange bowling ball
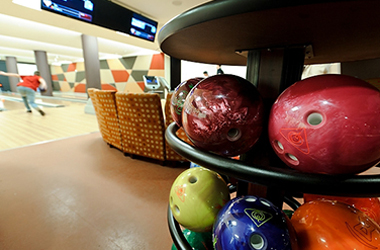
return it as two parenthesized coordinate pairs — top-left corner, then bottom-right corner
(304, 193), (380, 225)
(291, 200), (380, 249)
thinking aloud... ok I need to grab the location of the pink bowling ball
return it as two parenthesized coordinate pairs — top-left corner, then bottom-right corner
(268, 74), (380, 175)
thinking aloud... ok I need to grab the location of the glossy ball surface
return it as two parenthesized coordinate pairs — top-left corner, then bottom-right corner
(182, 74), (264, 157)
(171, 229), (213, 250)
(291, 200), (380, 249)
(213, 196), (298, 250)
(169, 167), (230, 232)
(303, 194), (380, 225)
(268, 74), (380, 174)
(170, 77), (204, 127)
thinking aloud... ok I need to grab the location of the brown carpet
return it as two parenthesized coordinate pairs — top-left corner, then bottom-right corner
(0, 132), (186, 250)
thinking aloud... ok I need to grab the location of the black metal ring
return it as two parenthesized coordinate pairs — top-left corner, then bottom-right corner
(166, 122), (380, 197)
(168, 205), (193, 250)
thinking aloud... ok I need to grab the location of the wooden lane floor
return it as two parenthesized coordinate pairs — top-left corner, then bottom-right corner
(0, 93), (99, 151)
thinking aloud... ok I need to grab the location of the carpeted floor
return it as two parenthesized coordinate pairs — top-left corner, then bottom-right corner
(0, 132), (187, 249)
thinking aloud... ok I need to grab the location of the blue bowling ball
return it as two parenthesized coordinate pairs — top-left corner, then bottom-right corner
(190, 162), (201, 168)
(213, 196), (298, 250)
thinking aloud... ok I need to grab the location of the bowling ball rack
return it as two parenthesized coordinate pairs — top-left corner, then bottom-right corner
(166, 123), (380, 249)
(167, 179), (303, 250)
(166, 123), (380, 198)
(158, 1), (380, 248)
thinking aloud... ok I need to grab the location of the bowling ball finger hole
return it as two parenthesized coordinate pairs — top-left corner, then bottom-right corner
(273, 140), (284, 153)
(227, 128), (241, 142)
(245, 197), (257, 202)
(188, 176), (198, 184)
(307, 112), (324, 126)
(250, 233), (265, 249)
(174, 205), (180, 215)
(260, 200), (271, 207)
(285, 153), (299, 166)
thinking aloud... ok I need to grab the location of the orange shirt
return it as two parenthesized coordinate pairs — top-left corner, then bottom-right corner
(17, 75), (41, 91)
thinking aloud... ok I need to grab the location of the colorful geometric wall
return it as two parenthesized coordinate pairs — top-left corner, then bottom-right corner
(50, 53), (165, 93)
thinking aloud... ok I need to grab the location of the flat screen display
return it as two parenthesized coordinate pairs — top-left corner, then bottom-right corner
(144, 76), (158, 85)
(41, 0), (94, 22)
(130, 13), (157, 42)
(41, 0), (158, 42)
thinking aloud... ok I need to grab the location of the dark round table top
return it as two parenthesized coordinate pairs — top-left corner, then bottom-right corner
(158, 0), (380, 65)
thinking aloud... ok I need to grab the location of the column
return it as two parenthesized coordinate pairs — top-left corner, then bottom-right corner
(81, 34), (101, 92)
(5, 56), (19, 92)
(170, 57), (181, 90)
(34, 50), (53, 96)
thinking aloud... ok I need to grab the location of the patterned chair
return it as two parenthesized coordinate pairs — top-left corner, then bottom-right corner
(88, 88), (109, 144)
(164, 92), (192, 162)
(92, 89), (122, 150)
(116, 92), (166, 163)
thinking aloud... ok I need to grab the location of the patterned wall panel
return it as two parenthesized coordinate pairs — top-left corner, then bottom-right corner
(150, 53), (165, 70)
(50, 53), (165, 93)
(76, 62), (85, 71)
(111, 70), (129, 83)
(131, 55), (153, 70)
(100, 69), (115, 84)
(107, 59), (125, 70)
(119, 57), (137, 69)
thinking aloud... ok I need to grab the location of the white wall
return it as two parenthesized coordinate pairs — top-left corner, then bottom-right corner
(17, 63), (37, 75)
(181, 60), (247, 82)
(301, 63), (341, 79)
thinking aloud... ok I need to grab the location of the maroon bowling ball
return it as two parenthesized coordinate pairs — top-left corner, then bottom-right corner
(268, 74), (380, 175)
(182, 74), (264, 157)
(170, 77), (204, 127)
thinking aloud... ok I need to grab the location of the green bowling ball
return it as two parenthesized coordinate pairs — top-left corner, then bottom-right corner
(283, 209), (294, 219)
(171, 229), (213, 250)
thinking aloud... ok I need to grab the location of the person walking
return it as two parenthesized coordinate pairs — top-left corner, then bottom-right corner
(216, 65), (224, 74)
(0, 71), (47, 116)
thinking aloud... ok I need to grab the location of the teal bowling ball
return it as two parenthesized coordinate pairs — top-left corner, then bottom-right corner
(171, 228), (213, 250)
(282, 209), (294, 219)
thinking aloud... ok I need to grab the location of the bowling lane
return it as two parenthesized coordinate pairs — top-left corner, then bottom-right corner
(0, 98), (25, 111)
(0, 91), (88, 112)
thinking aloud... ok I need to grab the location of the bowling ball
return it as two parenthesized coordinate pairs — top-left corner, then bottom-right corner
(268, 74), (380, 174)
(304, 193), (380, 225)
(170, 77), (204, 127)
(182, 74), (264, 157)
(171, 229), (213, 250)
(169, 167), (230, 232)
(291, 199), (380, 249)
(213, 196), (298, 250)
(190, 162), (201, 168)
(282, 209), (294, 219)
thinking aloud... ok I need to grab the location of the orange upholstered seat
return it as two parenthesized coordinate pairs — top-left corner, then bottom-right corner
(88, 88), (108, 143)
(91, 89), (122, 150)
(116, 92), (166, 161)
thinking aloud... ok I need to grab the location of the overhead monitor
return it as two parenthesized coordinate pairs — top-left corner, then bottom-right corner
(130, 13), (157, 42)
(40, 0), (158, 42)
(41, 0), (94, 22)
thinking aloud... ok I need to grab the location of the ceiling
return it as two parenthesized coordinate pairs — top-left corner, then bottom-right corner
(0, 0), (211, 65)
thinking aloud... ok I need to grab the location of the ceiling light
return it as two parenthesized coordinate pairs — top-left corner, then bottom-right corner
(116, 31), (130, 37)
(12, 0), (41, 10)
(172, 0), (182, 6)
